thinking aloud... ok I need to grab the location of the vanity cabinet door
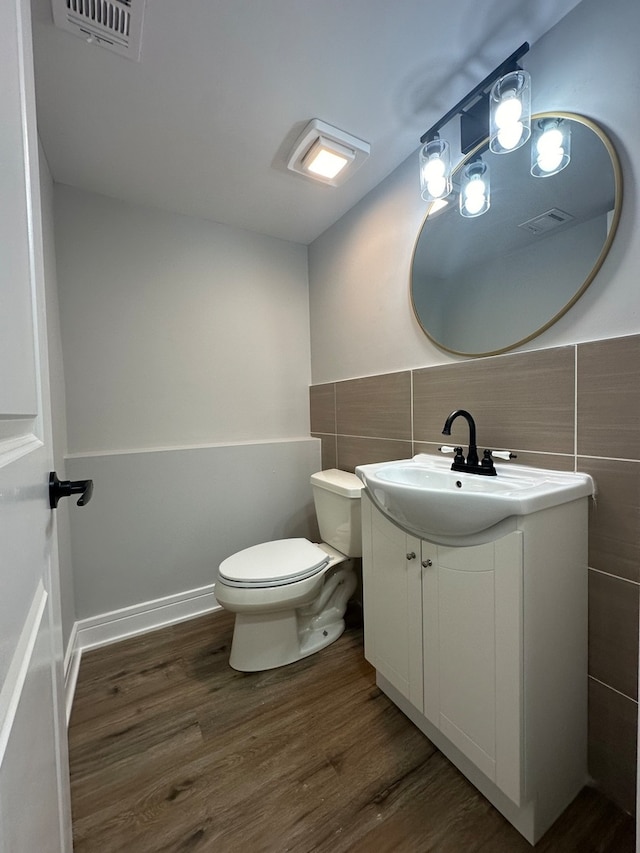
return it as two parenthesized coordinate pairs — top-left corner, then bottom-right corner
(361, 494), (424, 711)
(422, 532), (524, 805)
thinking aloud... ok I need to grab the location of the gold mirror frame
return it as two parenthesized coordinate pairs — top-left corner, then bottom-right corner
(410, 112), (623, 357)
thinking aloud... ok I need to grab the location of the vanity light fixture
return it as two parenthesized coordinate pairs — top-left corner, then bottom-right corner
(531, 117), (571, 177)
(418, 42), (530, 217)
(420, 136), (452, 201)
(489, 70), (531, 154)
(460, 157), (490, 218)
(287, 119), (370, 186)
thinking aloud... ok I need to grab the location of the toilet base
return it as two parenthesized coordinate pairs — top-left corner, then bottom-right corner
(227, 564), (358, 672)
(229, 610), (346, 672)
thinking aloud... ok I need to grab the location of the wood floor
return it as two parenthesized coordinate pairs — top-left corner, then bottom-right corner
(68, 609), (635, 852)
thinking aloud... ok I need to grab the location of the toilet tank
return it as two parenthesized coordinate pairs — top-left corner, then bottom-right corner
(310, 469), (363, 558)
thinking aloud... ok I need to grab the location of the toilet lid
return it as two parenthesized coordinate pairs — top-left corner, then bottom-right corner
(218, 538), (331, 588)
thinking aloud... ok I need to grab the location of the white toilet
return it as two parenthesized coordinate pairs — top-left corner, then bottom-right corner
(215, 469), (363, 672)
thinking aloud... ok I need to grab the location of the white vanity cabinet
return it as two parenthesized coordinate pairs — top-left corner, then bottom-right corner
(361, 491), (589, 845)
(422, 531), (523, 805)
(361, 496), (423, 710)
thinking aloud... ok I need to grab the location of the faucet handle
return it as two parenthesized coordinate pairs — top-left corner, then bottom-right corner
(491, 450), (518, 461)
(453, 447), (465, 465)
(481, 449), (495, 471)
(438, 445), (456, 454)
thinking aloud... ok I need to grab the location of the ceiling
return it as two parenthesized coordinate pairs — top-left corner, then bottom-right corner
(30, 0), (583, 245)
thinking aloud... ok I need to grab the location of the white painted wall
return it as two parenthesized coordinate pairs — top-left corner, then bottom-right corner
(54, 188), (318, 623)
(66, 439), (320, 619)
(308, 0), (640, 382)
(54, 186), (311, 453)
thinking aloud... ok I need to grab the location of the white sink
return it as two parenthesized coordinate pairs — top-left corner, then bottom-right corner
(356, 454), (594, 541)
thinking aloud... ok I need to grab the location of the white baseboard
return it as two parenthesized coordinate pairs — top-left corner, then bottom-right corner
(64, 583), (222, 722)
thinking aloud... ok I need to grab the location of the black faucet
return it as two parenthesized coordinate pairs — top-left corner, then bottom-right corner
(442, 409), (496, 476)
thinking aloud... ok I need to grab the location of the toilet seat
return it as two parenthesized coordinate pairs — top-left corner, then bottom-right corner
(218, 538), (331, 588)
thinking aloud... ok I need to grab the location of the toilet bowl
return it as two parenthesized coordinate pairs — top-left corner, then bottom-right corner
(215, 469), (363, 672)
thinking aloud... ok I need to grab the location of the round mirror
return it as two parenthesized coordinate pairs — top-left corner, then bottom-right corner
(411, 113), (622, 356)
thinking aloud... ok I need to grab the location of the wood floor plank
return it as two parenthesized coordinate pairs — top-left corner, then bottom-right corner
(69, 613), (236, 726)
(70, 708), (203, 816)
(69, 610), (635, 852)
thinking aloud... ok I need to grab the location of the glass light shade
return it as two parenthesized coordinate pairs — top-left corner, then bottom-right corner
(420, 138), (452, 201)
(489, 70), (531, 154)
(459, 158), (490, 218)
(531, 118), (571, 177)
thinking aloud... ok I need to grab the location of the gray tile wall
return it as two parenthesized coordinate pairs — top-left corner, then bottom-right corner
(310, 333), (640, 814)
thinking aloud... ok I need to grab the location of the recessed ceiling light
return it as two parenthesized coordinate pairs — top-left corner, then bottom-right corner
(303, 137), (355, 180)
(287, 119), (370, 186)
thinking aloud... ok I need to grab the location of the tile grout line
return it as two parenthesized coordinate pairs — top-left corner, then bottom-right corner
(410, 370), (415, 455)
(589, 566), (640, 587)
(574, 344), (579, 471)
(588, 673), (638, 706)
(333, 383), (338, 469)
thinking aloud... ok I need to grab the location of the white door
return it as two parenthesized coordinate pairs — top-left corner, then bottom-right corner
(0, 0), (72, 850)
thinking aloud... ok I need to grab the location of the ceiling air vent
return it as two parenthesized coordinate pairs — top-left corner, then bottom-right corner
(51, 0), (146, 61)
(518, 208), (575, 235)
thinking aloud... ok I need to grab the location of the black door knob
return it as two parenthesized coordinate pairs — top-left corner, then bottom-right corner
(49, 471), (94, 509)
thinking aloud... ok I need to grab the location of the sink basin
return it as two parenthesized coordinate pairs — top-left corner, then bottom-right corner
(356, 454), (594, 541)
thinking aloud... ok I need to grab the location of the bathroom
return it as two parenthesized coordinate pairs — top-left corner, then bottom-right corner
(2, 0), (638, 847)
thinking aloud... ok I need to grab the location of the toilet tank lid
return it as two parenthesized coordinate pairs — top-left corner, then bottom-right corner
(310, 469), (363, 498)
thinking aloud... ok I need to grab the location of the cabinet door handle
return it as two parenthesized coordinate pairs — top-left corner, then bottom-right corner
(406, 551), (416, 561)
(422, 559), (433, 568)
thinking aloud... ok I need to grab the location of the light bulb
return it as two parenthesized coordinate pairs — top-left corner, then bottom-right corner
(420, 138), (451, 200)
(466, 178), (486, 197)
(463, 178), (487, 215)
(494, 93), (522, 128)
(464, 194), (485, 216)
(421, 153), (448, 198)
(537, 127), (563, 154)
(531, 119), (571, 177)
(423, 156), (446, 181)
(536, 148), (564, 174)
(497, 121), (524, 151)
(460, 158), (489, 217)
(489, 70), (531, 154)
(426, 175), (447, 199)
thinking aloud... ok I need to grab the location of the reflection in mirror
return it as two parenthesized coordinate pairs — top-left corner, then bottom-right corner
(411, 113), (621, 356)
